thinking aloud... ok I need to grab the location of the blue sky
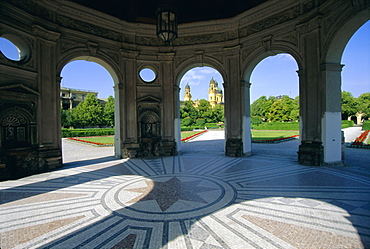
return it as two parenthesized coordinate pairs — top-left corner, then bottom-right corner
(0, 22), (369, 103)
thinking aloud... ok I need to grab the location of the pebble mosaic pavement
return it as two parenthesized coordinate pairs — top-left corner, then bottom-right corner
(1, 133), (370, 248)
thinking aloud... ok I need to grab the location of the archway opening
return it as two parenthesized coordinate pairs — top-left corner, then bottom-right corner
(178, 66), (225, 155)
(60, 59), (116, 163)
(341, 20), (370, 124)
(249, 53), (300, 159)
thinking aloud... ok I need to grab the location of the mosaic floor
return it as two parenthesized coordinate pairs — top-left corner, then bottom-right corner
(1, 139), (370, 248)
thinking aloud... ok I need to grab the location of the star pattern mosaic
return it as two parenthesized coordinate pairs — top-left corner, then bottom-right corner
(125, 177), (217, 211)
(1, 152), (369, 248)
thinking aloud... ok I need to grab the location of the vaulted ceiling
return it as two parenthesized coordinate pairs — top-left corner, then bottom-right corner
(69, 0), (269, 24)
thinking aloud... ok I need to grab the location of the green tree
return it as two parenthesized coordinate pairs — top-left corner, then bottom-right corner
(341, 91), (358, 119)
(197, 99), (212, 118)
(61, 109), (74, 128)
(357, 92), (370, 117)
(104, 95), (115, 127)
(251, 96), (276, 121)
(180, 101), (199, 120)
(267, 95), (298, 122)
(73, 94), (104, 128)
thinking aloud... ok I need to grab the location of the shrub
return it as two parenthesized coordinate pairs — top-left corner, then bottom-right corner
(251, 116), (263, 127)
(181, 127), (193, 131)
(196, 118), (206, 127)
(62, 128), (114, 138)
(341, 120), (354, 129)
(182, 117), (194, 127)
(363, 120), (370, 130)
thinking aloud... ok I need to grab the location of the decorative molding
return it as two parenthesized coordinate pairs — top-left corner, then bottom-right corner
(120, 49), (139, 59)
(175, 33), (228, 46)
(261, 35), (273, 52)
(32, 25), (60, 42)
(240, 5), (300, 37)
(275, 31), (297, 46)
(86, 41), (99, 56)
(157, 52), (175, 61)
(350, 0), (367, 13)
(56, 15), (123, 42)
(194, 50), (204, 65)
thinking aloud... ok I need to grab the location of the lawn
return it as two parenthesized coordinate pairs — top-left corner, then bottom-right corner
(69, 136), (114, 145)
(251, 130), (299, 141)
(69, 131), (300, 145)
(181, 131), (203, 139)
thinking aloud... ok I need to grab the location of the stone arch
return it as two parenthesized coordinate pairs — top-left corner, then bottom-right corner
(324, 9), (369, 64)
(57, 49), (121, 85)
(174, 56), (227, 154)
(57, 49), (123, 157)
(319, 9), (369, 164)
(175, 56), (227, 87)
(240, 45), (302, 157)
(242, 45), (302, 83)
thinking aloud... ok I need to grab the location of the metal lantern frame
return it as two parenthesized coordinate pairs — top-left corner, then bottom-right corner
(156, 4), (178, 45)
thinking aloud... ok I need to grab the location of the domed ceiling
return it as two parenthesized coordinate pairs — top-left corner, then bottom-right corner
(69, 0), (269, 24)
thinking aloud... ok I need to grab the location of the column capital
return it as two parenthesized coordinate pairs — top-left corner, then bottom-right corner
(173, 85), (180, 92)
(320, 63), (345, 72)
(240, 80), (252, 88)
(114, 83), (124, 91)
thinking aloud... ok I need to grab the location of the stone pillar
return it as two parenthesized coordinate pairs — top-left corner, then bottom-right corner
(174, 84), (182, 154)
(33, 25), (60, 148)
(121, 50), (139, 158)
(158, 52), (177, 156)
(33, 25), (62, 170)
(297, 21), (325, 166)
(224, 46), (244, 157)
(242, 81), (252, 156)
(114, 82), (124, 158)
(321, 63), (344, 165)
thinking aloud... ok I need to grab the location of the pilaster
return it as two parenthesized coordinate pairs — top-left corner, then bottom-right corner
(223, 45), (244, 157)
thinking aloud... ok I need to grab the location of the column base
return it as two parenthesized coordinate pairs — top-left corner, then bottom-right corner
(225, 138), (244, 157)
(123, 139), (178, 158)
(0, 146), (62, 181)
(298, 141), (323, 166)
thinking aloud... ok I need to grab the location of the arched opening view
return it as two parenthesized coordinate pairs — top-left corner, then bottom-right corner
(249, 53), (300, 159)
(60, 59), (115, 163)
(178, 66), (225, 155)
(341, 21), (370, 125)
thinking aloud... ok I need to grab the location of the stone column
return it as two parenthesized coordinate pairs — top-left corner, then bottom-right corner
(113, 82), (124, 158)
(33, 25), (62, 170)
(33, 25), (60, 148)
(224, 45), (244, 157)
(297, 20), (324, 165)
(321, 63), (344, 165)
(158, 52), (177, 156)
(242, 81), (252, 156)
(121, 50), (139, 158)
(173, 84), (182, 154)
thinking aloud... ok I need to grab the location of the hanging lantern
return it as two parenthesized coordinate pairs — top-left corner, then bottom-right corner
(156, 4), (178, 45)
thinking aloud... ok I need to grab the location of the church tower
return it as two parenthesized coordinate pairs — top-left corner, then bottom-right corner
(208, 77), (223, 107)
(184, 83), (192, 101)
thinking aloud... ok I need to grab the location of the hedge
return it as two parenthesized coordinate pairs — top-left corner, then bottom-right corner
(363, 120), (370, 130)
(341, 120), (354, 129)
(252, 122), (300, 130)
(62, 128), (114, 138)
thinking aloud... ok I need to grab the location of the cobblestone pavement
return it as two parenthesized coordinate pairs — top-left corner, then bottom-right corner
(1, 132), (369, 249)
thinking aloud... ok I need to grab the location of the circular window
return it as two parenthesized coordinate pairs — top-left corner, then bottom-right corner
(0, 37), (20, 61)
(0, 35), (29, 62)
(139, 68), (156, 83)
